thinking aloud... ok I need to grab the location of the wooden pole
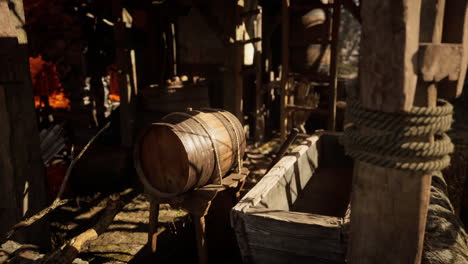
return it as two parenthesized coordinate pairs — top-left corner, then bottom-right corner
(349, 0), (468, 262)
(113, 0), (137, 147)
(254, 7), (264, 144)
(348, 0), (425, 263)
(280, 0), (289, 141)
(328, 0), (341, 131)
(0, 0), (49, 246)
(223, 1), (244, 122)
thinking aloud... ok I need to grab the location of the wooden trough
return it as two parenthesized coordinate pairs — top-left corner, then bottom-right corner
(231, 132), (353, 263)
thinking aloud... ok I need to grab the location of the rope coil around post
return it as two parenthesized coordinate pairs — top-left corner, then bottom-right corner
(341, 99), (454, 173)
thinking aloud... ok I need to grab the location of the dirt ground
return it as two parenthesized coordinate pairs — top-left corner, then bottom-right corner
(1, 135), (308, 264)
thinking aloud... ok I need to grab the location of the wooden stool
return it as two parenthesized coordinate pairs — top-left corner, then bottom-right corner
(146, 168), (249, 264)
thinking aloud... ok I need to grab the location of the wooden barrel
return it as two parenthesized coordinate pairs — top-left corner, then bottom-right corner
(135, 109), (246, 198)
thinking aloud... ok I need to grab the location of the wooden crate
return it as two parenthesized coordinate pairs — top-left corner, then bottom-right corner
(231, 132), (353, 264)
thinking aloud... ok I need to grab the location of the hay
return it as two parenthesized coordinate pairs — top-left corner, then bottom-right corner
(422, 173), (468, 264)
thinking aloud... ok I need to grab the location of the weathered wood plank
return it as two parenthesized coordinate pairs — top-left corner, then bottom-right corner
(233, 134), (320, 212)
(232, 133), (351, 264)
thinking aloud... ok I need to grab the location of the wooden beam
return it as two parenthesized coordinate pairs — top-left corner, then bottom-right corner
(113, 0), (137, 147)
(254, 7), (264, 144)
(439, 0), (468, 98)
(280, 0), (289, 141)
(358, 1), (420, 113)
(222, 1), (244, 122)
(328, 0), (341, 131)
(0, 0), (49, 246)
(348, 0), (426, 263)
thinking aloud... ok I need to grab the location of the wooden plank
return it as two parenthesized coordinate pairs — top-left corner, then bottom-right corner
(420, 0), (446, 43)
(232, 133), (352, 263)
(328, 0), (341, 131)
(280, 0), (290, 141)
(233, 134), (320, 212)
(418, 43), (463, 82)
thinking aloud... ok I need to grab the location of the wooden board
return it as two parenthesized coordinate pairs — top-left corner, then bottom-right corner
(231, 133), (352, 264)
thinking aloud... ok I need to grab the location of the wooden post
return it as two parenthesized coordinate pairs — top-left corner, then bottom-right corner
(348, 0), (425, 263)
(439, 0), (468, 98)
(328, 0), (341, 131)
(254, 7), (264, 144)
(113, 0), (137, 147)
(280, 0), (289, 141)
(0, 0), (49, 246)
(349, 0), (468, 262)
(148, 200), (159, 253)
(194, 216), (208, 264)
(223, 1), (244, 122)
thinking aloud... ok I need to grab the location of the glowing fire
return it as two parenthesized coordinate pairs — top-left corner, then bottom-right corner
(30, 55), (70, 110)
(108, 65), (120, 102)
(109, 94), (120, 101)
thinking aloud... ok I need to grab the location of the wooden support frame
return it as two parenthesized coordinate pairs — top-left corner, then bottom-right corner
(349, 0), (467, 263)
(147, 168), (249, 264)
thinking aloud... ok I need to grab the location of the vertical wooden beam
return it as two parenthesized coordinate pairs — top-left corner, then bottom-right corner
(194, 216), (208, 264)
(113, 0), (137, 147)
(328, 0), (341, 131)
(348, 0), (425, 263)
(148, 200), (159, 253)
(254, 6), (264, 144)
(280, 0), (289, 141)
(0, 0), (49, 246)
(223, 0), (244, 122)
(439, 0), (468, 98)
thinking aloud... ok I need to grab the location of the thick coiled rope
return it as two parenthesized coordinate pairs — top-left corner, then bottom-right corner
(341, 99), (454, 172)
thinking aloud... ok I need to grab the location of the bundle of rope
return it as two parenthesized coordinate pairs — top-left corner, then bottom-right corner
(341, 99), (454, 172)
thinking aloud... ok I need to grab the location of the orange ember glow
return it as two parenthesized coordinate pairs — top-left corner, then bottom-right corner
(108, 65), (120, 102)
(109, 94), (120, 102)
(30, 55), (70, 110)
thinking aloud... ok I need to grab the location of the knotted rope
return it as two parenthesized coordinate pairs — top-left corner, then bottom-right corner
(341, 99), (454, 172)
